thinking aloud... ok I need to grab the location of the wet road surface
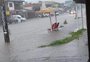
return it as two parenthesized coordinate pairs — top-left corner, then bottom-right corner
(0, 12), (88, 62)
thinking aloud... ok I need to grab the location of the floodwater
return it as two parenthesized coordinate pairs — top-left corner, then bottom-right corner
(0, 8), (89, 62)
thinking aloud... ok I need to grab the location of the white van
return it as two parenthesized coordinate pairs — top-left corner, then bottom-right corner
(9, 15), (26, 23)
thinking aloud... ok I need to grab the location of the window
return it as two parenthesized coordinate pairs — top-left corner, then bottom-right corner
(9, 3), (13, 7)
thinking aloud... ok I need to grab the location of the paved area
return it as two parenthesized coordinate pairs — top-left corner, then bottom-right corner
(0, 9), (89, 62)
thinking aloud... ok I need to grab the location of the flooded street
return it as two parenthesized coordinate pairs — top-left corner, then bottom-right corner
(0, 12), (88, 62)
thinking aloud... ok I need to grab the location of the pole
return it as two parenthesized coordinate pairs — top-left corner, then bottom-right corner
(81, 4), (84, 28)
(1, 2), (10, 43)
(55, 11), (57, 23)
(75, 3), (77, 19)
(49, 12), (52, 30)
(86, 0), (90, 61)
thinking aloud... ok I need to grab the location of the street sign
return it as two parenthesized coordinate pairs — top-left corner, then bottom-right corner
(6, 10), (10, 16)
(6, 7), (10, 16)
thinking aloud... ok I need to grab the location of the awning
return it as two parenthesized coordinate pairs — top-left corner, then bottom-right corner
(38, 8), (54, 13)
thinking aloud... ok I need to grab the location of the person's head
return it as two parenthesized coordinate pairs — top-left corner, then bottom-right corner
(57, 23), (59, 26)
(54, 23), (57, 24)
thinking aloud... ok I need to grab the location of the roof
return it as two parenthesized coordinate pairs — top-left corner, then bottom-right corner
(24, 3), (32, 7)
(38, 7), (54, 13)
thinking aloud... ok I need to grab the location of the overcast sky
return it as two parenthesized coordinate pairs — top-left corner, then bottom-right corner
(25, 0), (70, 3)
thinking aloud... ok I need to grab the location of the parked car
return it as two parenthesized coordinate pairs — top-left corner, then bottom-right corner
(8, 15), (26, 24)
(55, 12), (60, 15)
(38, 13), (49, 18)
(43, 13), (49, 17)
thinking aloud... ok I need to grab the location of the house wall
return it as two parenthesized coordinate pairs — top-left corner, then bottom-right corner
(32, 4), (41, 11)
(6, 0), (24, 15)
(14, 1), (23, 10)
(8, 2), (15, 11)
(24, 7), (32, 10)
(7, 0), (24, 11)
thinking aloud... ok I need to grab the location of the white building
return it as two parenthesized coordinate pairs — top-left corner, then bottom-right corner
(6, 0), (24, 11)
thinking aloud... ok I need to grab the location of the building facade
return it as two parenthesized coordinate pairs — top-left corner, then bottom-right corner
(7, 0), (24, 11)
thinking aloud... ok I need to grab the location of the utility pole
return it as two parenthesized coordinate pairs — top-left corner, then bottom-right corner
(81, 3), (84, 29)
(49, 12), (52, 28)
(75, 3), (77, 19)
(0, 0), (10, 43)
(55, 11), (57, 23)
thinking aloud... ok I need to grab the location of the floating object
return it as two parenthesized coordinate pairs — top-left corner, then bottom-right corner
(64, 20), (68, 24)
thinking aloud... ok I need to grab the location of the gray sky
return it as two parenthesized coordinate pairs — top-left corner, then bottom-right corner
(25, 0), (70, 3)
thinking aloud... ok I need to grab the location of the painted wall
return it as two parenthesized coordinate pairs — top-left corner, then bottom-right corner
(8, 2), (15, 11)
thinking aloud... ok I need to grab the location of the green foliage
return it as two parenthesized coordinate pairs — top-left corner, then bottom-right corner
(39, 28), (86, 48)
